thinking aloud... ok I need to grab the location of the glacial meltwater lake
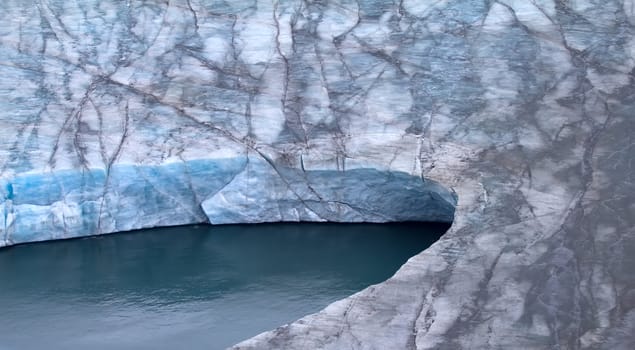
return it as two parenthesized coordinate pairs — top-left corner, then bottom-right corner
(0, 222), (449, 350)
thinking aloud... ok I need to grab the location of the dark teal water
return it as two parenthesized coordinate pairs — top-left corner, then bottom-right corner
(0, 222), (449, 350)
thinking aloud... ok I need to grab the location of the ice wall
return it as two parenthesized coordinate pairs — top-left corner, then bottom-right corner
(0, 0), (459, 246)
(0, 157), (455, 246)
(2, 1), (635, 349)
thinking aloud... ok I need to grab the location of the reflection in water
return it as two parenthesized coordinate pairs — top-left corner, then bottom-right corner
(0, 222), (449, 350)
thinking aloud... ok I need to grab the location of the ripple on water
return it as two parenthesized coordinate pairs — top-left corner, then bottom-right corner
(0, 222), (449, 350)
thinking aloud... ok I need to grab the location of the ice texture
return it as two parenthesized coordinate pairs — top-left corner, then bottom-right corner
(1, 0), (634, 349)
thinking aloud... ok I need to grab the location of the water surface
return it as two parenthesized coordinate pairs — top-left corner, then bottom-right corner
(0, 222), (449, 350)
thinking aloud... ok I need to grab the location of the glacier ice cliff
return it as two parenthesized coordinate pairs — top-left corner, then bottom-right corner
(1, 0), (635, 348)
(0, 158), (455, 245)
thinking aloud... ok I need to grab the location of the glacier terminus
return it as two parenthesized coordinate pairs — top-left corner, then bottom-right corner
(1, 0), (634, 349)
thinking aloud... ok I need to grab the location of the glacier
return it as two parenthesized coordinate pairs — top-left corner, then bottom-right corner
(1, 157), (455, 246)
(1, 0), (635, 349)
(1, 158), (246, 245)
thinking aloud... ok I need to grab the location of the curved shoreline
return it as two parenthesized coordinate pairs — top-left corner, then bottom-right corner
(0, 1), (633, 348)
